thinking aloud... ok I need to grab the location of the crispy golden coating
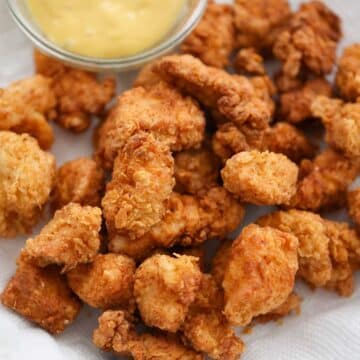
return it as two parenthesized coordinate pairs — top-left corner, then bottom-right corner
(348, 188), (360, 230)
(34, 50), (115, 132)
(273, 1), (342, 78)
(102, 132), (175, 240)
(1, 256), (81, 334)
(223, 224), (298, 326)
(93, 310), (203, 359)
(0, 131), (56, 237)
(250, 75), (277, 117)
(181, 1), (235, 68)
(336, 44), (360, 101)
(24, 203), (102, 272)
(134, 254), (202, 332)
(109, 188), (245, 260)
(312, 96), (360, 158)
(234, 48), (265, 75)
(133, 60), (163, 88)
(0, 75), (56, 149)
(67, 254), (135, 310)
(274, 70), (306, 93)
(280, 78), (332, 123)
(234, 0), (291, 50)
(288, 149), (360, 211)
(179, 245), (207, 272)
(95, 82), (205, 170)
(221, 150), (298, 205)
(52, 157), (104, 210)
(154, 55), (271, 131)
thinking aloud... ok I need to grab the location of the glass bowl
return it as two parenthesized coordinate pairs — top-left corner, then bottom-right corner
(6, 0), (208, 72)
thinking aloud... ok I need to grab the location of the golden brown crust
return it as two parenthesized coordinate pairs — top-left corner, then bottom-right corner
(234, 48), (265, 75)
(181, 1), (235, 68)
(1, 256), (81, 334)
(0, 131), (56, 237)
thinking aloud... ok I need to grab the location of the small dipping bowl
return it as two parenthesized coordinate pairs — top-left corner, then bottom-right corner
(6, 0), (208, 72)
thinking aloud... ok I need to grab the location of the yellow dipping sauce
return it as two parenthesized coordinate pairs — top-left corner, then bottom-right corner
(26, 0), (187, 58)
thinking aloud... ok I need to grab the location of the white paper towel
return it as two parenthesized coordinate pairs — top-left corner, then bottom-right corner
(0, 1), (360, 359)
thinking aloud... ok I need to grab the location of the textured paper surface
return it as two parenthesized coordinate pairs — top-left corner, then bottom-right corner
(1, 1), (360, 359)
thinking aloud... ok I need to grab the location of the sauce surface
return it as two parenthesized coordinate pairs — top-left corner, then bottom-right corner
(27, 0), (186, 58)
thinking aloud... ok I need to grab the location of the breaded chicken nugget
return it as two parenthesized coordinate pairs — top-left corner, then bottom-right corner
(223, 224), (298, 326)
(52, 157), (104, 210)
(234, 0), (291, 50)
(95, 82), (205, 170)
(348, 188), (360, 230)
(34, 50), (115, 132)
(93, 310), (203, 359)
(1, 255), (81, 334)
(67, 254), (135, 310)
(221, 150), (298, 205)
(280, 78), (332, 123)
(24, 203), (102, 272)
(0, 131), (56, 237)
(273, 1), (341, 78)
(0, 75), (56, 149)
(109, 188), (245, 260)
(102, 132), (175, 240)
(234, 48), (266, 75)
(134, 254), (202, 332)
(336, 44), (360, 101)
(181, 1), (235, 68)
(312, 96), (360, 158)
(288, 149), (360, 211)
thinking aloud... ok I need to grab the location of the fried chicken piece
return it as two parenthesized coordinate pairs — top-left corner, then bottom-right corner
(234, 0), (291, 50)
(223, 224), (298, 326)
(24, 203), (102, 272)
(0, 131), (56, 237)
(274, 70), (306, 93)
(234, 48), (265, 75)
(178, 245), (206, 272)
(288, 149), (360, 211)
(108, 188), (245, 260)
(0, 75), (56, 149)
(52, 157), (104, 210)
(133, 60), (163, 88)
(181, 1), (235, 68)
(250, 75), (277, 117)
(154, 55), (271, 131)
(102, 132), (175, 240)
(280, 78), (332, 123)
(134, 254), (202, 332)
(67, 254), (135, 310)
(221, 150), (299, 205)
(312, 96), (360, 158)
(273, 1), (342, 78)
(93, 310), (204, 360)
(182, 275), (245, 360)
(95, 82), (205, 170)
(336, 44), (360, 101)
(1, 255), (81, 334)
(34, 50), (115, 132)
(348, 188), (360, 230)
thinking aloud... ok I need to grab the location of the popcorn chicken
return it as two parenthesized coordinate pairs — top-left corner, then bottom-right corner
(312, 96), (360, 158)
(336, 44), (360, 101)
(280, 78), (332, 123)
(67, 254), (135, 310)
(234, 0), (291, 50)
(95, 81), (205, 170)
(181, 1), (235, 68)
(273, 1), (342, 78)
(234, 48), (266, 75)
(288, 149), (360, 211)
(0, 131), (56, 237)
(223, 224), (298, 326)
(24, 203), (102, 272)
(0, 75), (56, 149)
(348, 188), (360, 230)
(93, 310), (204, 359)
(34, 50), (116, 132)
(221, 150), (298, 205)
(250, 75), (277, 117)
(102, 132), (175, 240)
(1, 256), (81, 334)
(52, 157), (104, 210)
(134, 254), (202, 332)
(109, 188), (245, 260)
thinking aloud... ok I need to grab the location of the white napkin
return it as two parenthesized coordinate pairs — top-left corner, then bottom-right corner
(1, 1), (360, 359)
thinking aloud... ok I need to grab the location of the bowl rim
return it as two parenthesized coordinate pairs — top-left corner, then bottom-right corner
(6, 0), (208, 72)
